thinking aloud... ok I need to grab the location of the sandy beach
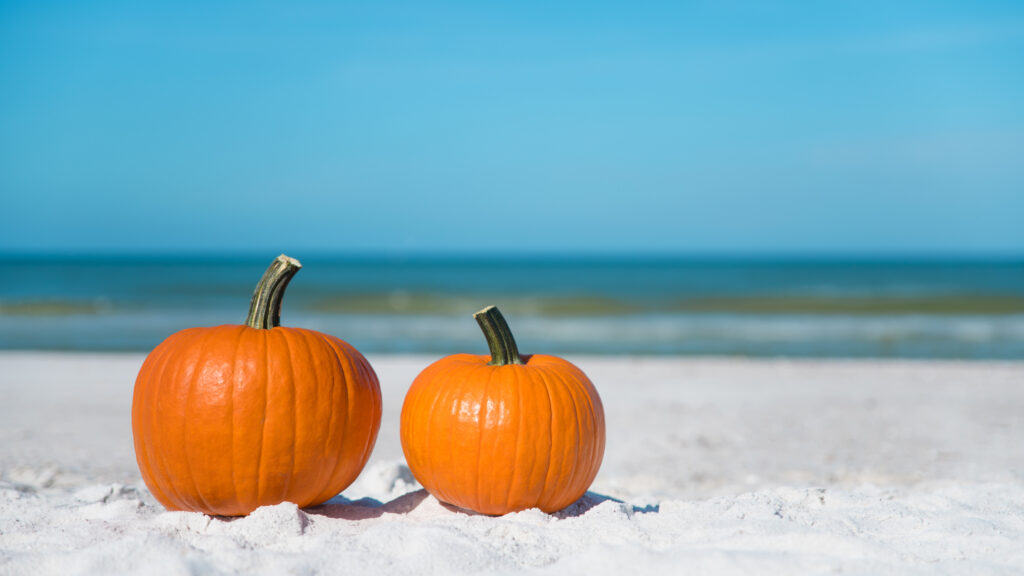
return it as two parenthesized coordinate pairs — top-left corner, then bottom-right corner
(2, 352), (1023, 575)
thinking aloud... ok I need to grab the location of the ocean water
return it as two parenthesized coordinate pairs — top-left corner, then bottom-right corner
(1, 255), (1023, 359)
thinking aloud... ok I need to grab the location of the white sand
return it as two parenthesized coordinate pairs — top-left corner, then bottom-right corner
(2, 352), (1023, 575)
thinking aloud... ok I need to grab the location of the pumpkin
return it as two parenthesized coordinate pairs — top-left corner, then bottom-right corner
(131, 255), (381, 516)
(400, 305), (605, 515)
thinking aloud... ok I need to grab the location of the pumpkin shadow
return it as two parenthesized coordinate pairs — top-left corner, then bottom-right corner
(306, 489), (430, 520)
(412, 490), (660, 518)
(553, 491), (660, 518)
(306, 489), (658, 520)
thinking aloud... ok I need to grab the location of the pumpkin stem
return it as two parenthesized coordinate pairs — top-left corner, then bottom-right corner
(245, 254), (302, 329)
(474, 305), (524, 366)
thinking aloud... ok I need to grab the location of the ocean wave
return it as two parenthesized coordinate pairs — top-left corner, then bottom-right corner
(302, 292), (1024, 317)
(298, 313), (1024, 344)
(306, 292), (639, 316)
(0, 299), (113, 316)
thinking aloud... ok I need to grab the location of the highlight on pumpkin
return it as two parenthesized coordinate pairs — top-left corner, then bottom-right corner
(130, 254), (382, 516)
(400, 305), (606, 516)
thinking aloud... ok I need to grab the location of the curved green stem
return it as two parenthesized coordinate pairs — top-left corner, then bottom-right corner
(245, 254), (302, 329)
(473, 305), (524, 366)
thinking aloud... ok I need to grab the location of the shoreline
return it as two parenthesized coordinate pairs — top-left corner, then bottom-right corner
(5, 347), (1024, 363)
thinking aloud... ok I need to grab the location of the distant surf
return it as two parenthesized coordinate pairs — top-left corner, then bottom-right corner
(2, 254), (1022, 358)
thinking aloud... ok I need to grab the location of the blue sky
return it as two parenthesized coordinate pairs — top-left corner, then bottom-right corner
(2, 1), (1023, 255)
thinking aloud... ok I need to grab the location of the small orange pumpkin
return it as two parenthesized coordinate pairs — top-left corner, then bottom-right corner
(132, 255), (381, 516)
(400, 306), (605, 515)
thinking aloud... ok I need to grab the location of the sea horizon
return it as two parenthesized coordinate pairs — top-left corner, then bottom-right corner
(4, 248), (1024, 263)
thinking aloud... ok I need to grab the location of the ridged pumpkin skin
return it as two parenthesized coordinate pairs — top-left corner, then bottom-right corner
(401, 350), (605, 515)
(133, 325), (381, 516)
(131, 256), (381, 516)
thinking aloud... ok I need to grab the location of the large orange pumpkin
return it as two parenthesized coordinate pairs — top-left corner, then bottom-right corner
(132, 255), (381, 516)
(400, 306), (605, 515)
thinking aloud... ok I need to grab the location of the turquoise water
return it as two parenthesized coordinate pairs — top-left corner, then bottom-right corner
(1, 254), (1023, 358)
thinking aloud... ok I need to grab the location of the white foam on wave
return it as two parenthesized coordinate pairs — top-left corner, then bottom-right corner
(4, 309), (1024, 356)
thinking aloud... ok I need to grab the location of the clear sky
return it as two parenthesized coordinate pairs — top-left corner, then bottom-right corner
(2, 1), (1023, 255)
